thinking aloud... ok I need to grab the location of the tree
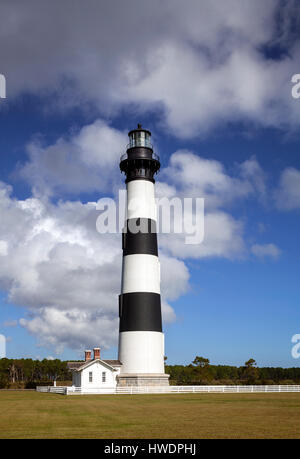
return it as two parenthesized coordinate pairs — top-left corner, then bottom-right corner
(192, 356), (210, 368)
(242, 358), (259, 384)
(245, 358), (257, 368)
(191, 357), (212, 383)
(0, 372), (9, 388)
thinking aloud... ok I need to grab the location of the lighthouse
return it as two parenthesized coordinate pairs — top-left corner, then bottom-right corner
(117, 125), (169, 386)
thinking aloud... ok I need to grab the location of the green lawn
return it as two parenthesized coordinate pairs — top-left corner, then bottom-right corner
(1, 390), (300, 439)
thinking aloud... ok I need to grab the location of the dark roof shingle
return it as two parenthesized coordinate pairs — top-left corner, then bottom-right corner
(67, 359), (122, 370)
(103, 360), (122, 366)
(67, 362), (83, 370)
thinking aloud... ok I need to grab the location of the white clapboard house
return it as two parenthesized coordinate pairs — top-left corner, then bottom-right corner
(67, 348), (122, 392)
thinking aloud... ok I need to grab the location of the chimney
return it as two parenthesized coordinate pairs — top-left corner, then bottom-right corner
(85, 350), (92, 362)
(93, 347), (100, 360)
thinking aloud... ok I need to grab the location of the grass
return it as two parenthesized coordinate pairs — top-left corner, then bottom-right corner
(0, 391), (300, 438)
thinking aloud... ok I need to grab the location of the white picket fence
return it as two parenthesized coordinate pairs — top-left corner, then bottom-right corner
(36, 384), (300, 395)
(116, 385), (300, 394)
(67, 386), (116, 395)
(37, 386), (68, 394)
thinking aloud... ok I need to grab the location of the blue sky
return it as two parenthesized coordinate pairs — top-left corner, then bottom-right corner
(0, 0), (300, 367)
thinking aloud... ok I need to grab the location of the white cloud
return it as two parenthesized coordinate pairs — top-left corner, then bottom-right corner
(160, 151), (265, 210)
(160, 211), (245, 260)
(0, 1), (300, 137)
(124, 42), (297, 137)
(156, 151), (270, 260)
(19, 127), (273, 263)
(1, 118), (282, 353)
(0, 180), (187, 353)
(20, 120), (127, 196)
(160, 255), (190, 301)
(251, 243), (281, 259)
(20, 130), (271, 263)
(238, 156), (267, 198)
(0, 240), (8, 256)
(276, 167), (300, 210)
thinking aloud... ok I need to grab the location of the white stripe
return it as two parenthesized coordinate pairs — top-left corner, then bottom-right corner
(122, 254), (160, 294)
(118, 331), (165, 374)
(127, 180), (157, 221)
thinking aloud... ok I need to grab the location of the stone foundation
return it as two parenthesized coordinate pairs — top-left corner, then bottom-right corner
(117, 373), (170, 387)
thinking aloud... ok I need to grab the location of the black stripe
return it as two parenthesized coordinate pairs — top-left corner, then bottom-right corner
(123, 218), (158, 256)
(119, 292), (162, 332)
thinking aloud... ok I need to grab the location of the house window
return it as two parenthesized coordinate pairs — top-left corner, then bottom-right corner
(89, 371), (93, 383)
(102, 372), (106, 383)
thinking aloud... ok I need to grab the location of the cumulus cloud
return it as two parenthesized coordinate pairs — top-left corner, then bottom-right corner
(160, 211), (245, 260)
(1, 118), (280, 353)
(18, 123), (276, 263)
(19, 127), (269, 262)
(0, 180), (187, 352)
(19, 120), (127, 196)
(0, 240), (8, 256)
(238, 156), (267, 198)
(1, 0), (300, 137)
(156, 151), (271, 260)
(160, 151), (265, 209)
(276, 167), (300, 210)
(251, 243), (281, 259)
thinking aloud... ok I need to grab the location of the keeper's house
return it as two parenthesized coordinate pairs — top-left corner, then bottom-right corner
(67, 348), (122, 391)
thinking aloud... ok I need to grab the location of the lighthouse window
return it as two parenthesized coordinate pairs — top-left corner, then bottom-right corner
(135, 131), (144, 146)
(89, 371), (93, 383)
(129, 130), (151, 148)
(102, 372), (106, 383)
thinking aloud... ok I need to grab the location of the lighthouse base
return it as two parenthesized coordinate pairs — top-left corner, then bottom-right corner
(117, 373), (170, 387)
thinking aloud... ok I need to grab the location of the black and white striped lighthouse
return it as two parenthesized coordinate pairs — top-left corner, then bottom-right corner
(117, 125), (169, 386)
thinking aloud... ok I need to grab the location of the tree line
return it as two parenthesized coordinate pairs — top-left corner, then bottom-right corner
(0, 358), (72, 388)
(165, 357), (300, 385)
(1, 356), (300, 388)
